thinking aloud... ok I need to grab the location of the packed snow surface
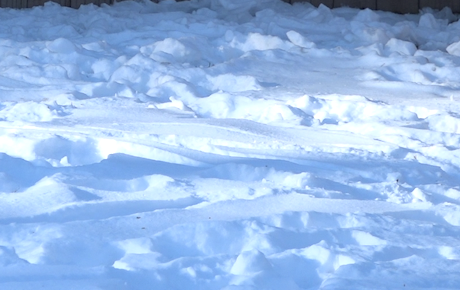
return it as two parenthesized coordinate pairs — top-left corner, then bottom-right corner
(1, 0), (460, 289)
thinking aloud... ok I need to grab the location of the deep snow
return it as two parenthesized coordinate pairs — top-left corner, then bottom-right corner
(1, 0), (460, 289)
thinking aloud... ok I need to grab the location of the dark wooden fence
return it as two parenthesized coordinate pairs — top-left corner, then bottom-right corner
(288, 0), (460, 14)
(1, 0), (459, 13)
(0, 0), (112, 8)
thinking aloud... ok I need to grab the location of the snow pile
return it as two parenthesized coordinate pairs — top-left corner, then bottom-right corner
(1, 0), (460, 289)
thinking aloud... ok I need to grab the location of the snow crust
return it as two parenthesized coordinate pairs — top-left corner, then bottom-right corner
(1, 1), (460, 289)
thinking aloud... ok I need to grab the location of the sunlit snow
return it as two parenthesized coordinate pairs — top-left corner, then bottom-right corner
(1, 0), (460, 289)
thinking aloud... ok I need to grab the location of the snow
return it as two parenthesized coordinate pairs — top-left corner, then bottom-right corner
(1, 0), (460, 289)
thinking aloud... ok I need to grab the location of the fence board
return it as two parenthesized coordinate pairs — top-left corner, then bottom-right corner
(71, 0), (82, 8)
(334, 0), (376, 10)
(27, 0), (37, 8)
(0, 0), (458, 13)
(420, 0), (460, 13)
(47, 0), (64, 5)
(377, 0), (419, 13)
(310, 0), (333, 8)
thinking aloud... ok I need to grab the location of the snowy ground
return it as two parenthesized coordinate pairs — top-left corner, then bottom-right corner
(1, 0), (460, 289)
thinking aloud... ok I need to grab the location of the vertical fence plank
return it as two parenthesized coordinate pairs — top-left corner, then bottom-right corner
(377, 0), (419, 13)
(420, 0), (460, 13)
(291, 0), (311, 4)
(28, 0), (41, 8)
(334, 0), (377, 10)
(47, 0), (61, 5)
(420, 0), (444, 10)
(71, 0), (81, 8)
(59, 0), (70, 7)
(310, 0), (333, 8)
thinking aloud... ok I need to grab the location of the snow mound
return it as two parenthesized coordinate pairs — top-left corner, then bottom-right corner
(0, 1), (460, 289)
(446, 40), (460, 56)
(1, 102), (57, 122)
